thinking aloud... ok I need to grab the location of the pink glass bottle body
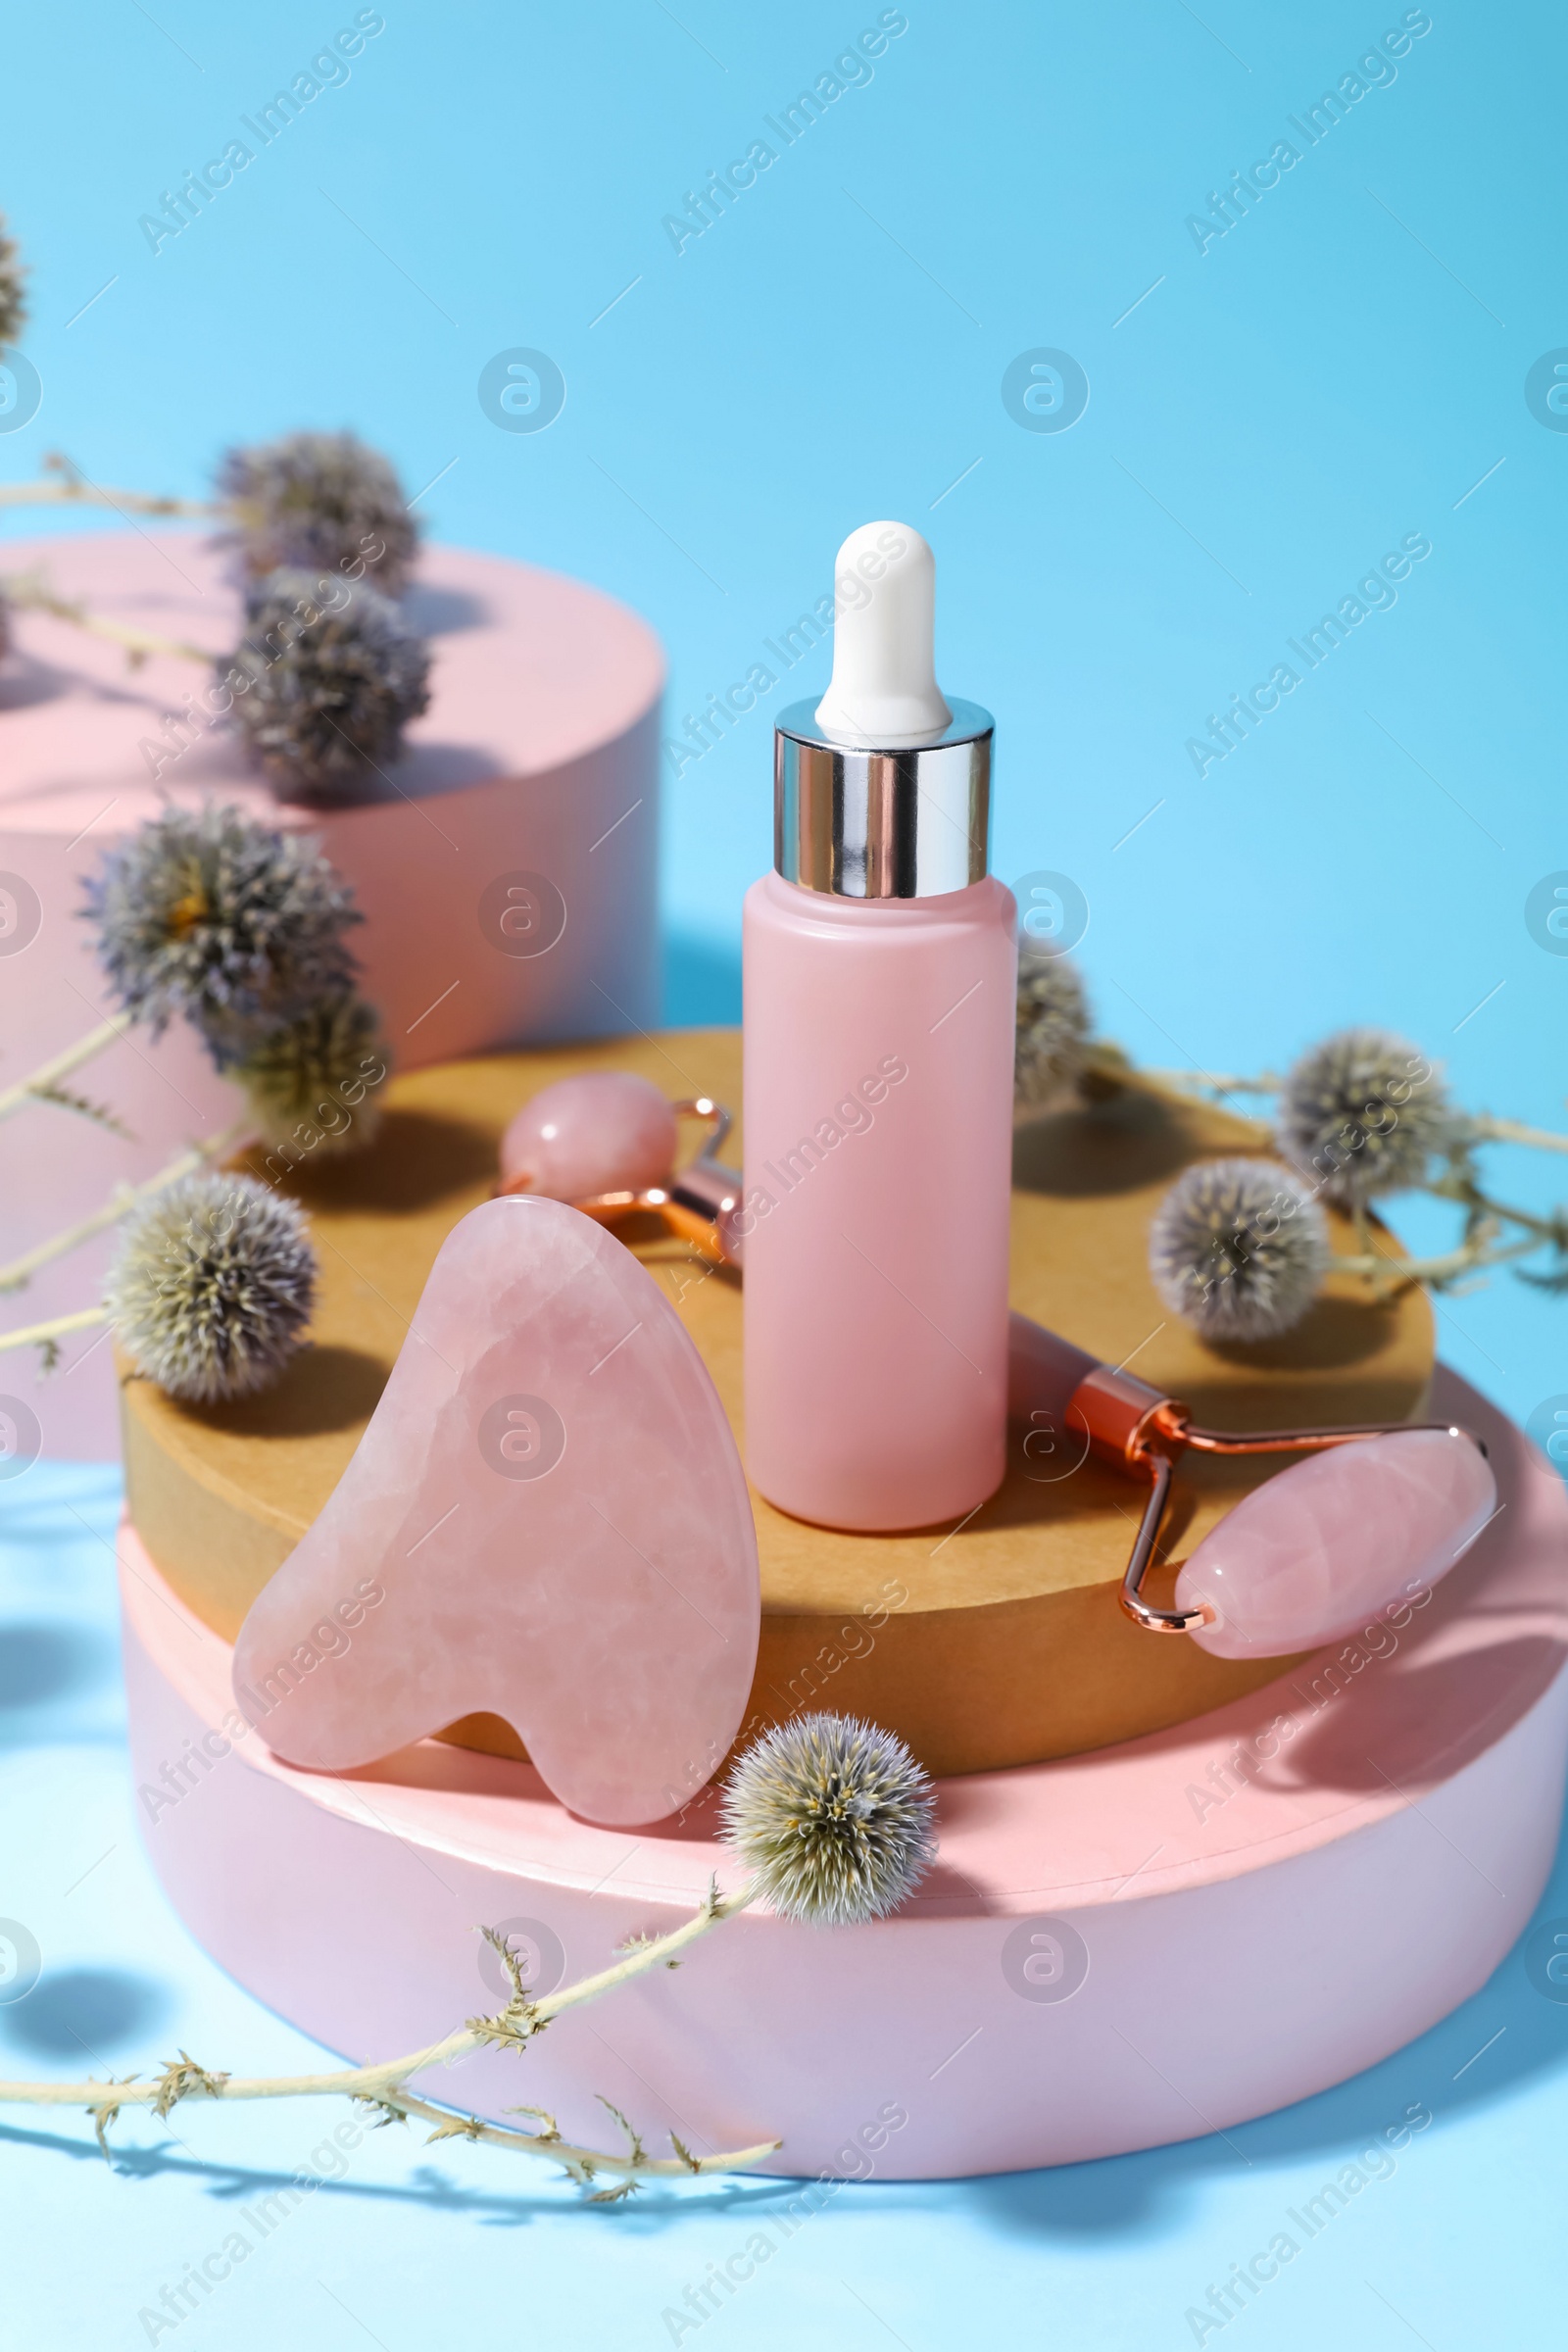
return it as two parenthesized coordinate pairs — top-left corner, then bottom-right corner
(741, 869), (1017, 1532)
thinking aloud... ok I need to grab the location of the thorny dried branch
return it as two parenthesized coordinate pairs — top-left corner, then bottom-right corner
(0, 1898), (775, 2196)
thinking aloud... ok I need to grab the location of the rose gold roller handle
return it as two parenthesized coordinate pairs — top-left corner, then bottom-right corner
(496, 1092), (745, 1266)
(1005, 1313), (1489, 1642)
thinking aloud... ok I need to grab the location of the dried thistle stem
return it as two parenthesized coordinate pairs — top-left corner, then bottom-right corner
(4, 572), (211, 667)
(1131, 1064), (1568, 1298)
(1326, 1231), (1540, 1291)
(360, 2089), (776, 2186)
(0, 1886), (772, 2183)
(1143, 1067), (1568, 1162)
(0, 1120), (249, 1295)
(1426, 1173), (1563, 1240)
(0, 1014), (134, 1126)
(0, 1305), (106, 1356)
(1141, 1066), (1283, 1101)
(0, 452), (217, 519)
(1463, 1113), (1568, 1156)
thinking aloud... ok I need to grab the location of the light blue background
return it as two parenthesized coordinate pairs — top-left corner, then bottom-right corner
(2, 2), (1565, 2344)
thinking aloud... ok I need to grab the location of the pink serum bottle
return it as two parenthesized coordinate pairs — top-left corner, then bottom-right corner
(741, 522), (1017, 1532)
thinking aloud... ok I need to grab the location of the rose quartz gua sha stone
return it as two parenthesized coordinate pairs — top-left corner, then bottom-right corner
(498, 1072), (677, 1201)
(1176, 1428), (1496, 1659)
(231, 1196), (760, 1826)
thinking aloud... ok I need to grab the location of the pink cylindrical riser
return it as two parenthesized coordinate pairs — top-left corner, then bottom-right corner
(123, 1616), (1567, 2178)
(120, 1371), (1568, 2178)
(0, 533), (662, 1457)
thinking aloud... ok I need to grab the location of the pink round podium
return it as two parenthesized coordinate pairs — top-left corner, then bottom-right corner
(121, 1369), (1568, 2180)
(0, 532), (663, 1455)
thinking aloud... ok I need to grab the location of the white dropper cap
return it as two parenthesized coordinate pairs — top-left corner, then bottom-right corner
(813, 521), (954, 746)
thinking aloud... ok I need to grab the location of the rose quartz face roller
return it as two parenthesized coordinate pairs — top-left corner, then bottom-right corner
(497, 1071), (743, 1265)
(1007, 1314), (1496, 1659)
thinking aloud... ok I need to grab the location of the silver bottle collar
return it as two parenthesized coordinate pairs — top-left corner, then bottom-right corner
(773, 697), (994, 900)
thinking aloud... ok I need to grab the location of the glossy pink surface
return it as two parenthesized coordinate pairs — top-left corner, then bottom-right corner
(0, 533), (663, 1456)
(498, 1071), (678, 1200)
(742, 871), (1017, 1531)
(230, 1197), (760, 1825)
(1179, 1428), (1497, 1659)
(126, 1369), (1568, 2175)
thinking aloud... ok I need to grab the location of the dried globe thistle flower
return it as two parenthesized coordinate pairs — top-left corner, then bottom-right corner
(226, 568), (430, 802)
(1015, 947), (1091, 1108)
(216, 430), (419, 595)
(235, 991), (389, 1153)
(1150, 1156), (1328, 1343)
(0, 213), (25, 351)
(83, 802), (361, 1067)
(719, 1713), (937, 1926)
(106, 1171), (316, 1402)
(1276, 1026), (1451, 1208)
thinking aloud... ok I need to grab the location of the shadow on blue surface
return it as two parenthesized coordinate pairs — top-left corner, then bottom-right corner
(0, 2114), (801, 2229)
(0, 1476), (126, 1759)
(662, 929), (742, 1029)
(0, 1622), (113, 1712)
(956, 1828), (1568, 2243)
(0, 1968), (171, 2063)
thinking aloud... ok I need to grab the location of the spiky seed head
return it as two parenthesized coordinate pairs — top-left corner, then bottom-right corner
(235, 991), (389, 1152)
(82, 802), (361, 1066)
(1015, 947), (1091, 1108)
(719, 1713), (937, 1926)
(225, 568), (431, 803)
(1275, 1026), (1451, 1207)
(1150, 1156), (1328, 1343)
(106, 1171), (316, 1403)
(216, 430), (419, 595)
(0, 213), (25, 351)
